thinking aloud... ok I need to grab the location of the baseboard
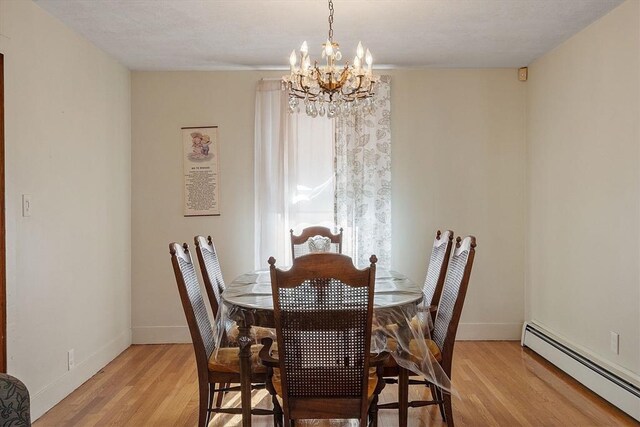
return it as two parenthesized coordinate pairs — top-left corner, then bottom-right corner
(456, 322), (522, 340)
(31, 329), (131, 420)
(132, 323), (522, 344)
(522, 322), (640, 421)
(131, 326), (191, 344)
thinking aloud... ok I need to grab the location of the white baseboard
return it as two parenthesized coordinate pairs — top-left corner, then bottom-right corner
(31, 329), (131, 420)
(131, 326), (191, 344)
(522, 322), (640, 421)
(456, 322), (522, 340)
(132, 323), (522, 344)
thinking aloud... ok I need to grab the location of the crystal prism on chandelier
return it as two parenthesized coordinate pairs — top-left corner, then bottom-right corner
(282, 0), (379, 118)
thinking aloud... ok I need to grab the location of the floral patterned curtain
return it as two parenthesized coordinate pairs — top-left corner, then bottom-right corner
(335, 76), (392, 268)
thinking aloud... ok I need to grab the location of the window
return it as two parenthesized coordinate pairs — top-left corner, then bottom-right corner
(255, 77), (392, 269)
(287, 114), (335, 233)
(254, 80), (335, 267)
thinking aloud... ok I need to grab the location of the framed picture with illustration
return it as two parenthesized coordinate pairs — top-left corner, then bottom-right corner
(181, 126), (220, 216)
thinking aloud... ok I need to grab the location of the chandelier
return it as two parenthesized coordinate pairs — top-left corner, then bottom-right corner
(282, 0), (378, 118)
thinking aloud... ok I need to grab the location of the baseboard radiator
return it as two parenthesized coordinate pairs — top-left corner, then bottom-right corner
(521, 322), (640, 421)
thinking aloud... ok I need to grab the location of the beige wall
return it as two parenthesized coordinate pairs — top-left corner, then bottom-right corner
(131, 71), (277, 342)
(0, 0), (132, 418)
(131, 69), (526, 343)
(526, 0), (640, 379)
(391, 70), (526, 339)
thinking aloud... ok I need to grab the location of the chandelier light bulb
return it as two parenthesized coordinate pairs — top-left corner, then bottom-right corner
(356, 41), (364, 59)
(365, 49), (373, 67)
(325, 39), (334, 56)
(300, 41), (309, 56)
(354, 56), (361, 69)
(289, 50), (297, 68)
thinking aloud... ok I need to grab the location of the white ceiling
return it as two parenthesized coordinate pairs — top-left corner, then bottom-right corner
(35, 0), (623, 70)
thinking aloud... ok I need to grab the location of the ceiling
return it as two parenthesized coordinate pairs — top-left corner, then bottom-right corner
(35, 0), (623, 70)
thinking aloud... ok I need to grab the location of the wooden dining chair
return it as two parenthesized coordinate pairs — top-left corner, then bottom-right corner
(169, 242), (274, 427)
(380, 236), (477, 427)
(259, 253), (389, 427)
(194, 235), (234, 408)
(383, 230), (454, 397)
(194, 235), (273, 350)
(290, 226), (343, 259)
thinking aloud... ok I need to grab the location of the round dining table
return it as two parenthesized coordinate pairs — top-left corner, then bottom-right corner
(217, 268), (444, 427)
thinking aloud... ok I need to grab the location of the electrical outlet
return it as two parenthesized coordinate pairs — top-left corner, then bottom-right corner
(610, 332), (619, 355)
(68, 349), (75, 370)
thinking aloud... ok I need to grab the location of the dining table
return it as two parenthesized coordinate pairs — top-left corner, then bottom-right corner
(215, 267), (451, 427)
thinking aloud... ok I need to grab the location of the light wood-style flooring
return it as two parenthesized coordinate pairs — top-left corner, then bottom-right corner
(35, 342), (636, 426)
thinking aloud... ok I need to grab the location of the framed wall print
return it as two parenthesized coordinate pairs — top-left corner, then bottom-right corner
(181, 126), (220, 216)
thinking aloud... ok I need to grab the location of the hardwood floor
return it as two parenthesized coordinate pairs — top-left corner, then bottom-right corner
(35, 342), (636, 426)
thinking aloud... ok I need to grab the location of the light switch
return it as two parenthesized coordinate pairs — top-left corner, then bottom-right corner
(22, 194), (32, 217)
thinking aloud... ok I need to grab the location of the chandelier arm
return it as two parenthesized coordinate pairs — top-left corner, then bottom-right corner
(313, 65), (327, 91)
(366, 80), (376, 96)
(290, 87), (320, 102)
(340, 75), (365, 97)
(296, 73), (313, 93)
(335, 67), (349, 89)
(289, 89), (309, 99)
(290, 75), (320, 101)
(315, 64), (336, 93)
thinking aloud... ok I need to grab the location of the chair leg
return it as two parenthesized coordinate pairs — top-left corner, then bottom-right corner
(429, 384), (445, 421)
(265, 367), (283, 427)
(272, 394), (283, 427)
(368, 394), (379, 427)
(428, 383), (437, 400)
(215, 382), (225, 408)
(434, 386), (447, 422)
(205, 383), (216, 426)
(443, 390), (454, 426)
(398, 368), (409, 427)
(198, 383), (209, 427)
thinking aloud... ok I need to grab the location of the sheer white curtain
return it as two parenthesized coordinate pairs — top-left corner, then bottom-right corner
(335, 76), (392, 268)
(254, 80), (335, 268)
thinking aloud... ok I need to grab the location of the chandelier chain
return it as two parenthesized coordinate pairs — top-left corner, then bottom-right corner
(328, 0), (334, 41)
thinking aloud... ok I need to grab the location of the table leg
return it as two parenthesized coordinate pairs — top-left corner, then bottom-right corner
(238, 322), (252, 427)
(398, 367), (409, 427)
